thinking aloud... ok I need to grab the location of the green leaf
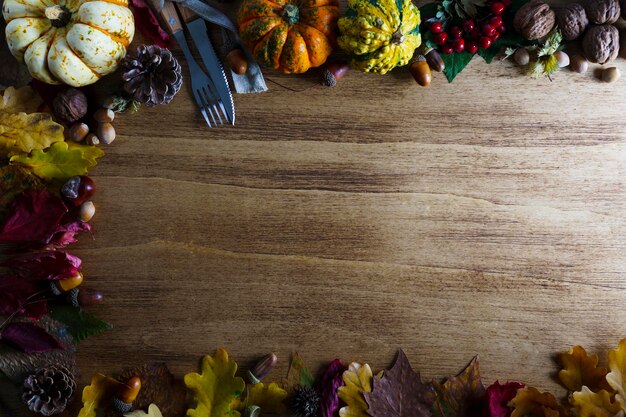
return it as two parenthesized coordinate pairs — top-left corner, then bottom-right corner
(419, 2), (440, 21)
(442, 52), (475, 82)
(49, 305), (112, 344)
(10, 141), (104, 182)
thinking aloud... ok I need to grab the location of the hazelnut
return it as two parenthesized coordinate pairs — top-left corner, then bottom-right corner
(53, 88), (88, 123)
(94, 108), (115, 123)
(582, 24), (620, 64)
(97, 123), (116, 145)
(585, 0), (620, 24)
(555, 4), (588, 40)
(602, 66), (620, 82)
(68, 122), (89, 142)
(79, 201), (95, 222)
(85, 134), (100, 146)
(514, 48), (530, 66)
(570, 55), (589, 73)
(513, 1), (556, 40)
(554, 51), (570, 68)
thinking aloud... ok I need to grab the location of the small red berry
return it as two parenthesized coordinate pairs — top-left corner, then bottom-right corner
(491, 32), (501, 42)
(497, 24), (507, 34)
(441, 44), (454, 54)
(434, 32), (448, 45)
(479, 36), (492, 49)
(462, 19), (475, 33)
(453, 38), (465, 52)
(430, 22), (443, 33)
(450, 26), (462, 39)
(482, 23), (496, 37)
(490, 1), (505, 15)
(466, 41), (478, 54)
(489, 16), (503, 27)
(470, 28), (482, 40)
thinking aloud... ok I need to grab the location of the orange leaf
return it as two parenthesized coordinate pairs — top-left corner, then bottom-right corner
(509, 387), (563, 417)
(570, 387), (623, 417)
(558, 346), (611, 393)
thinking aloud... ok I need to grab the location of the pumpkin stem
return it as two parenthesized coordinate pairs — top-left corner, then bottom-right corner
(391, 29), (405, 45)
(44, 5), (71, 28)
(282, 3), (300, 25)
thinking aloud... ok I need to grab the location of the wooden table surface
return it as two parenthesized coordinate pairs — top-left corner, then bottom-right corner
(68, 3), (626, 397)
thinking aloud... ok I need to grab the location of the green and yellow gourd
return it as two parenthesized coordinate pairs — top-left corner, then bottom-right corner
(338, 0), (421, 74)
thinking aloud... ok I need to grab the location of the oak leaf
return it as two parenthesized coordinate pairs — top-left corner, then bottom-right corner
(10, 141), (104, 182)
(125, 404), (164, 417)
(234, 382), (288, 415)
(485, 381), (525, 417)
(0, 86), (43, 114)
(338, 363), (374, 417)
(0, 112), (63, 156)
(364, 349), (435, 417)
(607, 339), (626, 409)
(184, 348), (246, 417)
(508, 387), (562, 417)
(77, 373), (122, 417)
(283, 352), (315, 391)
(432, 356), (486, 417)
(570, 387), (623, 417)
(558, 346), (611, 393)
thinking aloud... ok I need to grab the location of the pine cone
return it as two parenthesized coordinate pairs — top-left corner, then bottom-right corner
(121, 45), (182, 106)
(22, 366), (76, 416)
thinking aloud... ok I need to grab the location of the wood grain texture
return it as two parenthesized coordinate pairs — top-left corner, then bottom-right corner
(65, 0), (626, 402)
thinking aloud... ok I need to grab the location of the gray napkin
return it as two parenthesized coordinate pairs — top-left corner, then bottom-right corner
(154, 0), (267, 93)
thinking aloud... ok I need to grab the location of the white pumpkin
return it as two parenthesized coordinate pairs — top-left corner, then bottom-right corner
(3, 0), (135, 86)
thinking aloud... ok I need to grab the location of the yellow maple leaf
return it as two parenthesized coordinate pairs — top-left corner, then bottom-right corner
(0, 112), (64, 156)
(607, 339), (626, 409)
(77, 373), (122, 417)
(509, 387), (563, 417)
(125, 404), (164, 417)
(184, 348), (246, 417)
(0, 86), (43, 114)
(233, 382), (287, 414)
(10, 141), (104, 182)
(559, 345), (611, 393)
(571, 387), (623, 417)
(338, 363), (373, 417)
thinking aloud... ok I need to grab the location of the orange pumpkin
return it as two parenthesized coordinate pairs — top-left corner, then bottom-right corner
(237, 0), (340, 74)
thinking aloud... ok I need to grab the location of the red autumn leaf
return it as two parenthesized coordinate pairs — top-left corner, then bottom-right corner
(431, 356), (486, 417)
(318, 359), (348, 417)
(129, 0), (171, 48)
(0, 322), (63, 353)
(364, 349), (436, 417)
(0, 190), (67, 244)
(43, 220), (92, 249)
(485, 381), (525, 417)
(2, 250), (81, 281)
(0, 275), (47, 318)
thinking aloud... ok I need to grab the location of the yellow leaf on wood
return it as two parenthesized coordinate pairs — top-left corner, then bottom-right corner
(607, 339), (626, 409)
(509, 387), (562, 417)
(234, 382), (287, 415)
(0, 112), (63, 156)
(338, 363), (373, 417)
(558, 346), (611, 393)
(10, 141), (104, 182)
(125, 403), (164, 417)
(184, 348), (246, 417)
(571, 387), (623, 417)
(77, 373), (122, 417)
(0, 86), (42, 114)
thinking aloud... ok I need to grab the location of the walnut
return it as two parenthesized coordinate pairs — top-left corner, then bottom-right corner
(52, 88), (88, 123)
(582, 24), (620, 64)
(555, 4), (588, 41)
(513, 1), (556, 40)
(584, 0), (620, 24)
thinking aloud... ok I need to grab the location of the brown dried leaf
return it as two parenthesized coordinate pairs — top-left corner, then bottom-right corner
(558, 345), (611, 393)
(364, 349), (435, 417)
(431, 356), (486, 417)
(0, 86), (42, 114)
(509, 387), (563, 417)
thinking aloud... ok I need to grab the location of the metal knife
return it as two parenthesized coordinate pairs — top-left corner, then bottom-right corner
(177, 5), (235, 125)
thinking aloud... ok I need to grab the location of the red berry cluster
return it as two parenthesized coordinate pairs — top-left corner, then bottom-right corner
(427, 0), (511, 55)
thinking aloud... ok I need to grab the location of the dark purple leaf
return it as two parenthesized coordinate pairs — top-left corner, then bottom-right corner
(43, 220), (92, 249)
(129, 0), (171, 48)
(2, 250), (81, 281)
(1, 322), (62, 353)
(484, 381), (525, 417)
(0, 275), (47, 318)
(318, 359), (347, 417)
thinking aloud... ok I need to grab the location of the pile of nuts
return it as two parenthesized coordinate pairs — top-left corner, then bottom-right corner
(511, 0), (622, 82)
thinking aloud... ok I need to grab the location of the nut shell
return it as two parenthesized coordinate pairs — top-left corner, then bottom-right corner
(582, 24), (620, 64)
(555, 4), (588, 40)
(513, 1), (556, 40)
(585, 0), (620, 24)
(53, 88), (88, 123)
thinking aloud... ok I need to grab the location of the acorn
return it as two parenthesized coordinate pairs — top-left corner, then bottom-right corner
(425, 48), (445, 72)
(226, 48), (248, 75)
(321, 61), (349, 87)
(51, 272), (84, 295)
(77, 288), (104, 306)
(118, 376), (141, 404)
(247, 352), (277, 384)
(79, 201), (95, 222)
(409, 56), (431, 87)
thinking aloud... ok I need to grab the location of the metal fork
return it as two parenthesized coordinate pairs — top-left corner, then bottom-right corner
(160, 2), (226, 127)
